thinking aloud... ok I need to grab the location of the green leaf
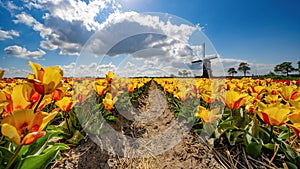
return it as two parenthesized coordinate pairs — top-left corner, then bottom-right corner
(67, 130), (84, 145)
(295, 156), (300, 168)
(246, 142), (262, 159)
(285, 161), (298, 169)
(0, 146), (21, 169)
(263, 143), (275, 150)
(280, 141), (297, 162)
(24, 133), (53, 156)
(106, 115), (117, 122)
(19, 148), (59, 169)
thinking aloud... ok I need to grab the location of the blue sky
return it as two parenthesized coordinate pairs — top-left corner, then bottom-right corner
(0, 0), (299, 77)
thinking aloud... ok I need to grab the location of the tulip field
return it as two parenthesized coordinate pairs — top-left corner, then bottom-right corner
(0, 62), (300, 168)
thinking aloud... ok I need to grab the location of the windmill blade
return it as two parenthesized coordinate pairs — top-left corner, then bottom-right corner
(192, 59), (203, 64)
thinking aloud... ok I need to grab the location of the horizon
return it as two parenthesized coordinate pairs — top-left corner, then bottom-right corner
(0, 0), (300, 78)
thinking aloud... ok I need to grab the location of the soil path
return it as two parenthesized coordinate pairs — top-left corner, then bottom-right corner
(50, 80), (225, 169)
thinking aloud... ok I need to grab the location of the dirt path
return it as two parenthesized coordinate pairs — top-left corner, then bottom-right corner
(50, 80), (225, 169)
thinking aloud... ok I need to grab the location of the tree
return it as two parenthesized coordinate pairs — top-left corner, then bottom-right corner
(238, 62), (251, 76)
(274, 62), (295, 76)
(227, 67), (237, 77)
(297, 61), (300, 74)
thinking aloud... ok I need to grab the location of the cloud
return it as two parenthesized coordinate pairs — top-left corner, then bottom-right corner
(4, 45), (46, 60)
(13, 12), (37, 26)
(0, 29), (19, 40)
(9, 0), (120, 56)
(0, 1), (23, 15)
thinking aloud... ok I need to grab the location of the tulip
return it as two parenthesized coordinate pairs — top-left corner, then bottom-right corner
(278, 85), (300, 102)
(103, 93), (117, 111)
(221, 90), (247, 109)
(257, 103), (290, 126)
(195, 106), (221, 123)
(28, 61), (63, 95)
(0, 91), (13, 116)
(56, 97), (74, 112)
(1, 109), (58, 145)
(106, 71), (114, 84)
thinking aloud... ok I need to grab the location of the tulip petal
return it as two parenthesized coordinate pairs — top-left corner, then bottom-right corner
(1, 123), (21, 145)
(39, 110), (58, 130)
(22, 131), (46, 145)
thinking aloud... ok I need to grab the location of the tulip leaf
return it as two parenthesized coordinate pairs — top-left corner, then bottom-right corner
(67, 130), (84, 145)
(0, 146), (21, 169)
(285, 161), (298, 169)
(280, 141), (297, 162)
(19, 148), (59, 169)
(25, 133), (53, 156)
(246, 142), (262, 159)
(106, 115), (117, 122)
(295, 156), (300, 168)
(263, 143), (275, 150)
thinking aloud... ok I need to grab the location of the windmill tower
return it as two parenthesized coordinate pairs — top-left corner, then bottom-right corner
(191, 43), (217, 78)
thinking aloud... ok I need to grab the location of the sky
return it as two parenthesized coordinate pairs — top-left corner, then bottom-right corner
(0, 0), (300, 77)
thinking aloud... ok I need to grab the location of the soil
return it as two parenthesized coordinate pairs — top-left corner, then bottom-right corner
(49, 81), (226, 169)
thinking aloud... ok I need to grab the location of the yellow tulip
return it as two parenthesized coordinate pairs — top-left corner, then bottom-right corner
(257, 103), (290, 126)
(106, 71), (114, 84)
(28, 61), (63, 95)
(1, 109), (58, 145)
(195, 106), (221, 123)
(103, 93), (117, 111)
(221, 90), (247, 109)
(278, 85), (300, 102)
(12, 85), (31, 110)
(56, 97), (74, 112)
(0, 91), (12, 116)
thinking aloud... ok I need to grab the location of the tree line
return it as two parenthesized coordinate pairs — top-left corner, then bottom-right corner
(228, 61), (300, 77)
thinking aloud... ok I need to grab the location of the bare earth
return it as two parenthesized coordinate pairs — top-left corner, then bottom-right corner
(50, 81), (225, 169)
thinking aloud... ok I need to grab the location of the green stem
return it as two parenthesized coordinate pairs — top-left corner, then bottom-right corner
(34, 94), (44, 113)
(64, 111), (71, 133)
(5, 144), (23, 169)
(269, 125), (274, 142)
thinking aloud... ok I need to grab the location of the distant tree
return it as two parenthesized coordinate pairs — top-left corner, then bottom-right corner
(238, 62), (251, 76)
(227, 67), (237, 77)
(178, 71), (183, 77)
(266, 71), (276, 76)
(170, 73), (175, 77)
(298, 61), (300, 75)
(274, 62), (295, 76)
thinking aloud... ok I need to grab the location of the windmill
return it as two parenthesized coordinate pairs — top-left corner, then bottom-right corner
(191, 43), (217, 78)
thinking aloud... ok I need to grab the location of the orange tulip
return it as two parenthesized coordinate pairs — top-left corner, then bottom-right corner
(1, 109), (58, 145)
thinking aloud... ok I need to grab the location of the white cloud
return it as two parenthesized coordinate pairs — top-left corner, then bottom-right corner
(0, 29), (19, 40)
(13, 12), (37, 26)
(9, 0), (120, 56)
(4, 45), (46, 60)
